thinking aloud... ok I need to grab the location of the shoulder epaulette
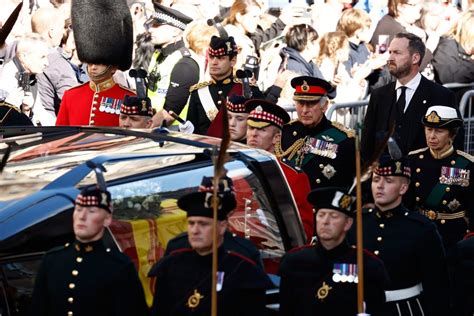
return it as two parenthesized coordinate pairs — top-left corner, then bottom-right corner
(287, 119), (299, 125)
(0, 101), (20, 112)
(232, 78), (258, 87)
(408, 147), (429, 156)
(457, 150), (474, 162)
(189, 81), (212, 92)
(47, 242), (71, 254)
(68, 82), (89, 91)
(227, 250), (256, 266)
(288, 244), (313, 254)
(118, 84), (136, 94)
(331, 121), (355, 138)
(169, 247), (193, 256)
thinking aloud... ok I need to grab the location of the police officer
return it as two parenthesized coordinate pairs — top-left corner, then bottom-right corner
(406, 106), (474, 250)
(119, 95), (153, 129)
(275, 76), (356, 190)
(245, 99), (290, 154)
(186, 34), (263, 135)
(279, 187), (388, 315)
(146, 3), (199, 126)
(347, 155), (449, 316)
(56, 0), (135, 126)
(31, 186), (149, 316)
(149, 176), (273, 315)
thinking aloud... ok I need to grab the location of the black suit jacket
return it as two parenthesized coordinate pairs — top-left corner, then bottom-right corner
(361, 75), (461, 161)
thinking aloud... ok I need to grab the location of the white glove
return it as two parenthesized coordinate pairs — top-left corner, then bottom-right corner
(178, 120), (194, 134)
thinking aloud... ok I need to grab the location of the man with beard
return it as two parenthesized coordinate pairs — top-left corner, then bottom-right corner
(361, 32), (461, 161)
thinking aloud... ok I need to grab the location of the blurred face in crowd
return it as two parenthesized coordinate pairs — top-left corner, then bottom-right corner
(295, 98), (328, 128)
(246, 125), (281, 153)
(316, 208), (353, 250)
(119, 114), (152, 129)
(397, 0), (422, 24)
(425, 127), (454, 152)
(208, 55), (236, 81)
(372, 174), (409, 211)
(149, 23), (181, 47)
(19, 42), (49, 74)
(187, 216), (227, 256)
(228, 112), (248, 141)
(387, 37), (420, 79)
(237, 5), (261, 34)
(73, 205), (112, 243)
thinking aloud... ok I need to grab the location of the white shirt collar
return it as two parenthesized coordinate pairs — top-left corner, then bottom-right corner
(395, 72), (421, 91)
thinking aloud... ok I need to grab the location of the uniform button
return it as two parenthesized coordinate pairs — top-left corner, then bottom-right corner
(69, 283), (75, 289)
(379, 223), (384, 229)
(316, 179), (321, 184)
(217, 100), (222, 104)
(416, 197), (420, 202)
(94, 94), (99, 99)
(313, 208), (316, 214)
(68, 312), (73, 316)
(446, 187), (451, 192)
(319, 164), (324, 169)
(76, 257), (83, 263)
(218, 90), (223, 95)
(451, 160), (456, 166)
(415, 182), (420, 187)
(374, 250), (379, 255)
(72, 270), (78, 276)
(419, 154), (424, 159)
(369, 208), (373, 213)
(292, 131), (297, 136)
(90, 113), (95, 117)
(90, 120), (95, 125)
(405, 212), (409, 216)
(440, 219), (446, 224)
(92, 107), (97, 111)
(68, 297), (74, 303)
(416, 168), (421, 173)
(442, 200), (447, 205)
(377, 237), (382, 242)
(93, 101), (98, 105)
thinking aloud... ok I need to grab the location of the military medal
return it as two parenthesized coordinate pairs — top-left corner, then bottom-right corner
(440, 166), (470, 187)
(216, 271), (224, 292)
(316, 282), (332, 300)
(347, 264), (357, 283)
(332, 263), (342, 283)
(187, 289), (204, 309)
(340, 264), (348, 283)
(307, 137), (339, 159)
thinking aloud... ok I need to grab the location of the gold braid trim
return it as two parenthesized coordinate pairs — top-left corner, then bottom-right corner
(275, 138), (306, 161)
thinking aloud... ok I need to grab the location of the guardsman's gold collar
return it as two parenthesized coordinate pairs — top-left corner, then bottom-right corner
(89, 77), (116, 92)
(430, 146), (454, 160)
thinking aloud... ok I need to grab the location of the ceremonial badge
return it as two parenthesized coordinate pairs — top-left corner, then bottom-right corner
(439, 166), (470, 187)
(322, 164), (336, 179)
(448, 199), (461, 211)
(187, 289), (204, 309)
(316, 282), (332, 300)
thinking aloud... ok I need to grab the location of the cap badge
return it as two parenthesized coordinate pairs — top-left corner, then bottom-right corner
(339, 194), (352, 210)
(395, 161), (402, 174)
(141, 100), (147, 111)
(226, 41), (232, 53)
(301, 81), (310, 92)
(316, 282), (332, 300)
(101, 193), (108, 205)
(187, 289), (204, 309)
(426, 111), (441, 123)
(255, 105), (263, 113)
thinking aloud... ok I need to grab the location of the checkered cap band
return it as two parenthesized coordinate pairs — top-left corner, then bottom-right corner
(120, 104), (153, 116)
(374, 166), (411, 177)
(151, 11), (187, 30)
(249, 110), (284, 128)
(76, 194), (101, 207)
(226, 99), (246, 113)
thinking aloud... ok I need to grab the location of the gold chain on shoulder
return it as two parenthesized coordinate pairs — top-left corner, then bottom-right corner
(275, 138), (306, 162)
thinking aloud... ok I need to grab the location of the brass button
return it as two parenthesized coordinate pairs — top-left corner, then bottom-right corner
(293, 131), (297, 136)
(72, 270), (78, 276)
(90, 113), (95, 117)
(69, 283), (75, 289)
(93, 101), (98, 105)
(369, 208), (373, 213)
(442, 200), (447, 205)
(90, 120), (95, 125)
(68, 312), (73, 316)
(446, 187), (451, 192)
(440, 219), (446, 224)
(92, 107), (97, 111)
(379, 223), (384, 228)
(217, 100), (222, 104)
(76, 257), (83, 263)
(419, 154), (424, 159)
(415, 182), (420, 187)
(377, 237), (382, 242)
(316, 179), (321, 184)
(319, 164), (324, 169)
(312, 208), (316, 214)
(416, 168), (421, 173)
(416, 197), (420, 202)
(374, 250), (379, 255)
(451, 160), (456, 166)
(94, 94), (99, 99)
(68, 297), (74, 303)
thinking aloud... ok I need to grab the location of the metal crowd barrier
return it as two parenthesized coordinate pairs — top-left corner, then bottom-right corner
(459, 89), (474, 155)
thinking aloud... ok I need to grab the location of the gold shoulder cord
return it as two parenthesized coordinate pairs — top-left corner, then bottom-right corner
(275, 138), (306, 166)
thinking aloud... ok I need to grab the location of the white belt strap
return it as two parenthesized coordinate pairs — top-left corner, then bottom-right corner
(385, 283), (423, 302)
(197, 86), (219, 121)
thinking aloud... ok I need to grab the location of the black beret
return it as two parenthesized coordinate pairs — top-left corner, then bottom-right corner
(75, 186), (112, 213)
(374, 154), (411, 179)
(307, 187), (355, 217)
(120, 95), (153, 117)
(208, 35), (238, 57)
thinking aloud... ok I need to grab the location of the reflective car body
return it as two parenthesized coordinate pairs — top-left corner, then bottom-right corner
(0, 127), (305, 315)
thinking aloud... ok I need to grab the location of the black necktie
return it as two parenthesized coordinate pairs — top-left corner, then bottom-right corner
(396, 86), (407, 116)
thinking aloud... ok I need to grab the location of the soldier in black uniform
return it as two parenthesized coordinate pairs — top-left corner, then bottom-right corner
(347, 155), (449, 316)
(31, 186), (149, 316)
(275, 76), (356, 190)
(452, 232), (474, 315)
(279, 187), (388, 315)
(405, 105), (474, 250)
(186, 35), (263, 135)
(0, 100), (33, 126)
(149, 176), (273, 315)
(119, 95), (153, 129)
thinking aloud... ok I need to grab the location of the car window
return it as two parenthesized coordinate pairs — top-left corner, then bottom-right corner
(106, 160), (285, 305)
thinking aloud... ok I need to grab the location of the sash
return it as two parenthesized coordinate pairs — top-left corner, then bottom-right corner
(197, 86), (219, 121)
